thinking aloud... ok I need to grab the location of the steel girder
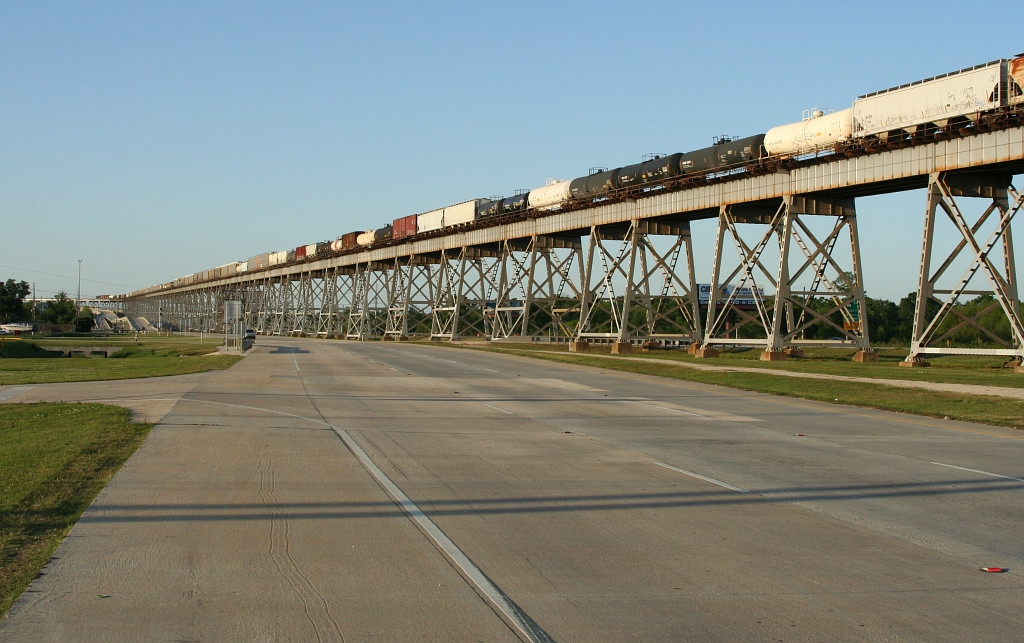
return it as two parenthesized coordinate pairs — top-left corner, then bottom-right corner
(150, 287), (216, 333)
(429, 247), (490, 340)
(906, 171), (1024, 361)
(702, 195), (871, 354)
(238, 280), (262, 334)
(185, 288), (220, 334)
(288, 273), (312, 335)
(313, 267), (346, 337)
(384, 257), (434, 340)
(346, 261), (390, 340)
(575, 219), (700, 346)
(484, 235), (585, 341)
(248, 275), (274, 334)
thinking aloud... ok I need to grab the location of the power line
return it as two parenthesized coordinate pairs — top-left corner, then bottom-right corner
(0, 263), (137, 289)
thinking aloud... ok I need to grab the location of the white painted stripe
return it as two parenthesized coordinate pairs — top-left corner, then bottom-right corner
(482, 402), (515, 415)
(931, 461), (1024, 483)
(0, 386), (36, 402)
(654, 462), (750, 493)
(330, 425), (542, 641)
(292, 354), (301, 373)
(103, 395), (547, 641)
(649, 405), (706, 418)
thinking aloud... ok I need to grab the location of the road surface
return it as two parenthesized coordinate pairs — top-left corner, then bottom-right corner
(2, 337), (1022, 640)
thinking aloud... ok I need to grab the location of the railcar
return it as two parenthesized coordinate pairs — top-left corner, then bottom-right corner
(764, 108), (853, 157)
(356, 225), (392, 247)
(618, 153), (682, 190)
(527, 180), (572, 211)
(569, 168), (620, 199)
(393, 214), (417, 240)
(498, 193), (529, 214)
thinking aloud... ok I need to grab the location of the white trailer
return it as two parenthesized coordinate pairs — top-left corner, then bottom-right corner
(416, 206), (446, 233)
(443, 199), (482, 227)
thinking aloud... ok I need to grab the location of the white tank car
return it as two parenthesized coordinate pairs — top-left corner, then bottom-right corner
(764, 107), (853, 156)
(355, 230), (376, 246)
(527, 179), (572, 211)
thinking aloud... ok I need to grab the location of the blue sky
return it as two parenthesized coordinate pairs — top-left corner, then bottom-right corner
(2, 1), (1019, 302)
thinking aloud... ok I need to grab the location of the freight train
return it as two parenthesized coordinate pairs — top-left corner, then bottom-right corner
(155, 53), (1024, 293)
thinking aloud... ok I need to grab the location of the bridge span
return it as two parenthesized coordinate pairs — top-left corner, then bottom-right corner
(124, 125), (1024, 363)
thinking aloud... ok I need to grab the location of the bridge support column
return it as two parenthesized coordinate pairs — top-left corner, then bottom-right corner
(347, 261), (390, 340)
(905, 171), (1024, 364)
(574, 213), (700, 349)
(313, 267), (344, 337)
(486, 235), (585, 342)
(384, 257), (412, 340)
(699, 195), (871, 359)
(291, 271), (315, 336)
(430, 247), (489, 341)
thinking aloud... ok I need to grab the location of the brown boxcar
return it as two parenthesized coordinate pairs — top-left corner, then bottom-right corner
(393, 214), (417, 240)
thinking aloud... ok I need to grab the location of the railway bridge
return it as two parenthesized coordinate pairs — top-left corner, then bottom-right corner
(123, 125), (1024, 364)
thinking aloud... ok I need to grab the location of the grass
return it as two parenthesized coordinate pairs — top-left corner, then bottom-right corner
(448, 342), (1024, 429)
(473, 342), (1024, 386)
(0, 334), (234, 615)
(0, 334), (241, 385)
(0, 403), (151, 617)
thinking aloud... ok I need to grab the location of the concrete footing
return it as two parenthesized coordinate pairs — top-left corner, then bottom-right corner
(610, 342), (632, 354)
(569, 340), (589, 353)
(693, 347), (719, 359)
(899, 358), (931, 368)
(760, 351), (789, 362)
(853, 350), (879, 363)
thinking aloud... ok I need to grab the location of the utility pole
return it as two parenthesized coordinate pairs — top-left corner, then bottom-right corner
(76, 258), (83, 323)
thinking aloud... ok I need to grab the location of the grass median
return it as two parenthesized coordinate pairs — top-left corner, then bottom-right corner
(0, 403), (151, 618)
(0, 334), (241, 385)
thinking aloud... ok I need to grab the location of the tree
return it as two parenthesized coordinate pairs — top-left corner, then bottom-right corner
(895, 293), (920, 343)
(864, 296), (900, 344)
(39, 292), (78, 325)
(0, 279), (31, 323)
(76, 306), (96, 333)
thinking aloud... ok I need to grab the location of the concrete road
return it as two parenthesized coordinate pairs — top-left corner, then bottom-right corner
(2, 337), (1023, 641)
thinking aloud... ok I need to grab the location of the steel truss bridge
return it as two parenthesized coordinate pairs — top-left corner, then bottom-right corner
(125, 126), (1024, 364)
